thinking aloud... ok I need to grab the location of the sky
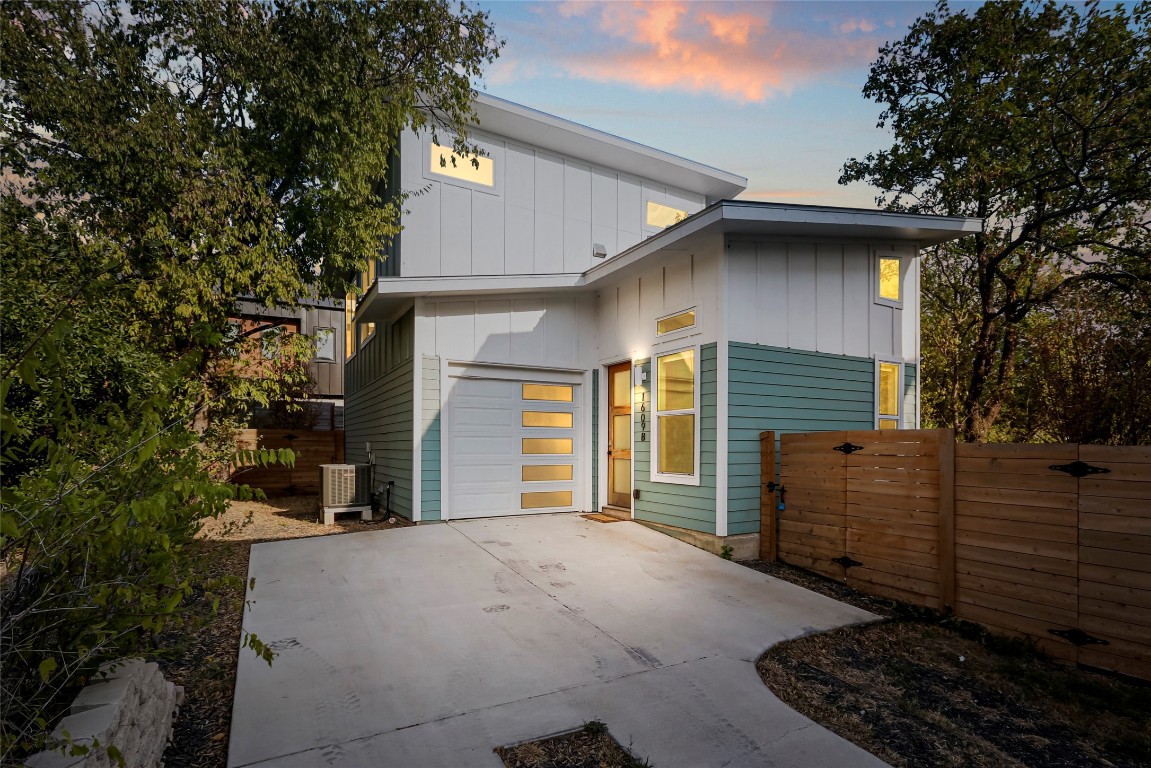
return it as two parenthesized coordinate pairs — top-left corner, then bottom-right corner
(470, 0), (940, 209)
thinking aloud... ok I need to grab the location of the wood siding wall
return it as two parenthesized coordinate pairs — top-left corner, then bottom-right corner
(768, 431), (1150, 681)
(400, 129), (705, 278)
(232, 429), (345, 496)
(726, 344), (877, 536)
(726, 241), (917, 362)
(342, 310), (415, 518)
(631, 344), (718, 534)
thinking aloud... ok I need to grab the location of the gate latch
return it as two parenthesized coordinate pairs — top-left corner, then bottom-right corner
(833, 442), (864, 455)
(1048, 628), (1109, 646)
(1049, 461), (1110, 478)
(831, 556), (863, 569)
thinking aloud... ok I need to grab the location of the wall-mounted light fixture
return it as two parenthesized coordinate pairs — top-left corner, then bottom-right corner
(633, 363), (647, 386)
(592, 243), (608, 259)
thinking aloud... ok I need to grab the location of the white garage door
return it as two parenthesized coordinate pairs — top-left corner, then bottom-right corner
(448, 377), (580, 518)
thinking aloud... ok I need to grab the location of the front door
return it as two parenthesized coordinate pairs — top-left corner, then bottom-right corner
(607, 362), (632, 509)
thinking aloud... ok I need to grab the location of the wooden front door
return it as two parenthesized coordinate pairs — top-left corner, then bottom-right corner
(607, 362), (632, 509)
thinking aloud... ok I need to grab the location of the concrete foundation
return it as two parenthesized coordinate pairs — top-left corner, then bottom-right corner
(635, 518), (761, 560)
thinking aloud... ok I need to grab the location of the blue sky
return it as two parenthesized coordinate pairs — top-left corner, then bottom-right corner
(471, 1), (939, 208)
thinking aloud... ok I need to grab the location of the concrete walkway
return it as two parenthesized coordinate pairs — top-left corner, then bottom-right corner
(228, 514), (887, 768)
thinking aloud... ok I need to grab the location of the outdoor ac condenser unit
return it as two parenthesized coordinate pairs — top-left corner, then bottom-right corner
(318, 464), (372, 525)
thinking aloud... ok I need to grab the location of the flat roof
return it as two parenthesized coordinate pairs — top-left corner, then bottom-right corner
(358, 200), (981, 321)
(472, 93), (747, 201)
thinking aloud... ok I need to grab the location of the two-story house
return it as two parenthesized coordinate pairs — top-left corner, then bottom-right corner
(344, 93), (980, 557)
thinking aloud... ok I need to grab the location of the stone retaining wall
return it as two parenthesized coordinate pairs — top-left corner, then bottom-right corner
(26, 660), (183, 768)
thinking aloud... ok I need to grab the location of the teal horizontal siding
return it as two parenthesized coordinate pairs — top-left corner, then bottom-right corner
(420, 355), (441, 521)
(726, 342), (875, 536)
(633, 343), (718, 535)
(344, 357), (414, 518)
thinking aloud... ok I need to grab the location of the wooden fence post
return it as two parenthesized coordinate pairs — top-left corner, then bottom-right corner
(759, 431), (777, 561)
(938, 428), (956, 614)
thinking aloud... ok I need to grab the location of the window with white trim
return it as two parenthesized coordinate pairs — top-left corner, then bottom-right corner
(875, 252), (903, 307)
(652, 347), (699, 484)
(656, 308), (696, 336)
(876, 359), (902, 429)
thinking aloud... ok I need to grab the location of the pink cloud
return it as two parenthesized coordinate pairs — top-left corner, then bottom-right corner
(551, 1), (883, 103)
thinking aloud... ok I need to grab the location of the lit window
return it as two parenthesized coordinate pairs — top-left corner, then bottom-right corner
(878, 256), (901, 303)
(344, 293), (356, 360)
(429, 142), (494, 188)
(314, 328), (335, 362)
(522, 411), (574, 428)
(522, 383), (573, 402)
(522, 465), (573, 482)
(877, 361), (901, 429)
(654, 349), (697, 481)
(521, 491), (573, 509)
(646, 201), (688, 229)
(358, 321), (375, 348)
(522, 438), (573, 455)
(657, 309), (696, 336)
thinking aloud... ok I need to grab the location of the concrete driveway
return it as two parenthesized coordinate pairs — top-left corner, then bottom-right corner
(228, 514), (887, 768)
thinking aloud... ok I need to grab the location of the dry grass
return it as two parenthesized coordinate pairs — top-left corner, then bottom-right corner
(749, 561), (1151, 768)
(496, 720), (650, 768)
(159, 496), (410, 768)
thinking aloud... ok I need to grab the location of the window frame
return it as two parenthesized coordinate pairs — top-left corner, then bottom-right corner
(650, 344), (701, 486)
(421, 133), (503, 196)
(655, 307), (697, 339)
(313, 327), (336, 362)
(874, 250), (905, 309)
(875, 357), (903, 430)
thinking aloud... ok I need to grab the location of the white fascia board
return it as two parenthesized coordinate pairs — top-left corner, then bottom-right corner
(472, 93), (747, 201)
(358, 273), (585, 321)
(715, 201), (983, 245)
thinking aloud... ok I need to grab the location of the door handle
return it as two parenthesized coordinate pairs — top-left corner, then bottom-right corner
(607, 449), (613, 455)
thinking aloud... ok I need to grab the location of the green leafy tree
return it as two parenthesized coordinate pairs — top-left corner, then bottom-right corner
(1, 0), (499, 757)
(841, 0), (1151, 442)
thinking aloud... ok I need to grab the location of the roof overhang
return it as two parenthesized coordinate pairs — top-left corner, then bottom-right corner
(471, 93), (747, 201)
(358, 200), (982, 322)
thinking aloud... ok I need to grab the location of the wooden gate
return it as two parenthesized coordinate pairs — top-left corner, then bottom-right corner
(777, 429), (952, 609)
(770, 431), (1151, 681)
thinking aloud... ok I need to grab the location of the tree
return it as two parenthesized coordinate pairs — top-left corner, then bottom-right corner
(841, 0), (1151, 442)
(1, 1), (499, 757)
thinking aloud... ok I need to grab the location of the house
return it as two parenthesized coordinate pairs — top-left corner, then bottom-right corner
(229, 296), (346, 430)
(343, 94), (980, 557)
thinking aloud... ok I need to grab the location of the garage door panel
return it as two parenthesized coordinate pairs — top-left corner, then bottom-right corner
(453, 406), (516, 428)
(449, 376), (581, 519)
(453, 464), (516, 485)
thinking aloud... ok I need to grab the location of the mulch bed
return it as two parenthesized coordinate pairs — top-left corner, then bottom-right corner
(159, 497), (410, 768)
(743, 560), (1151, 768)
(496, 720), (650, 768)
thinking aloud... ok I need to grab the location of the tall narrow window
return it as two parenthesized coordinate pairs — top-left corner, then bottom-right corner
(876, 255), (902, 305)
(314, 329), (335, 362)
(877, 360), (901, 429)
(653, 348), (698, 483)
(344, 294), (356, 360)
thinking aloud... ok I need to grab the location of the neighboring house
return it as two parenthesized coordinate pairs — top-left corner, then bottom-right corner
(230, 297), (346, 429)
(344, 93), (980, 556)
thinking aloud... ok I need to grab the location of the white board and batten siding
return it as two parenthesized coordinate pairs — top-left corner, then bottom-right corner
(725, 241), (920, 363)
(399, 130), (705, 278)
(596, 242), (724, 364)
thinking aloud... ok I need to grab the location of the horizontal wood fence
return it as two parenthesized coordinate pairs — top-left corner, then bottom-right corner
(761, 429), (1151, 681)
(231, 429), (344, 496)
